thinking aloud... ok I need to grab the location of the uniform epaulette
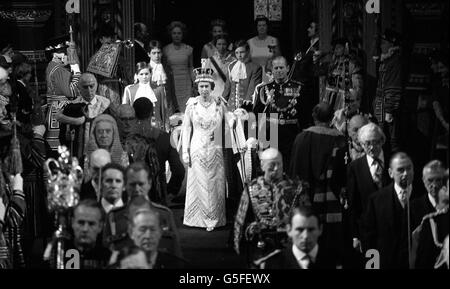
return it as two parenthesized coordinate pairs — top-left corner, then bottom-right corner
(253, 249), (282, 266)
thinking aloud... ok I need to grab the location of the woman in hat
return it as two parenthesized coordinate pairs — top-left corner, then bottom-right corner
(181, 67), (232, 231)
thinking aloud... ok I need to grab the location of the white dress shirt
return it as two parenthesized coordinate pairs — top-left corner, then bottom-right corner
(134, 83), (157, 103)
(394, 183), (412, 208)
(427, 193), (437, 209)
(101, 198), (124, 214)
(292, 244), (318, 269)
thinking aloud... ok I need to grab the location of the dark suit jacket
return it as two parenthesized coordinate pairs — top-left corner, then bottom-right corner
(410, 194), (435, 230)
(363, 184), (419, 269)
(154, 251), (189, 269)
(13, 80), (33, 124)
(222, 60), (262, 108)
(415, 210), (448, 269)
(80, 180), (98, 201)
(134, 41), (150, 64)
(265, 246), (338, 269)
(347, 155), (390, 240)
(103, 201), (182, 258)
(154, 130), (185, 197)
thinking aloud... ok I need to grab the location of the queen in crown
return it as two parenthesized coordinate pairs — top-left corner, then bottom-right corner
(181, 67), (236, 231)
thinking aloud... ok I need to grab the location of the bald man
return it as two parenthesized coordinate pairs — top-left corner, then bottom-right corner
(234, 147), (310, 267)
(57, 73), (111, 162)
(80, 149), (112, 201)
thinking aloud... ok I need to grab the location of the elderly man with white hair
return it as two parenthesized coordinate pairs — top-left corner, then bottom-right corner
(410, 160), (446, 227)
(234, 147), (310, 267)
(347, 122), (390, 259)
(414, 168), (449, 269)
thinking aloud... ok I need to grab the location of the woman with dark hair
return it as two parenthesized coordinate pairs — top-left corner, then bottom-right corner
(222, 40), (262, 112)
(148, 40), (179, 131)
(247, 16), (280, 83)
(201, 19), (227, 59)
(204, 34), (235, 99)
(122, 62), (157, 106)
(163, 21), (194, 112)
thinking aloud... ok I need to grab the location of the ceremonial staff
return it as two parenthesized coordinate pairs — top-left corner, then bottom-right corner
(341, 42), (352, 210)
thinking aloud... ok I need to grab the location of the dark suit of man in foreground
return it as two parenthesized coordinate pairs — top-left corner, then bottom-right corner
(364, 152), (418, 269)
(255, 206), (338, 269)
(347, 123), (390, 256)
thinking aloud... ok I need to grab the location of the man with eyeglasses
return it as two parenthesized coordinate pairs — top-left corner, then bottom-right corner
(410, 160), (446, 229)
(347, 122), (389, 263)
(56, 73), (111, 162)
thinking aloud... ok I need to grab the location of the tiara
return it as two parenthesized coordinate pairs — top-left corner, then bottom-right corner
(193, 67), (214, 83)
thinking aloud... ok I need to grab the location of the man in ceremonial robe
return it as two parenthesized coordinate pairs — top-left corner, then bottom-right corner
(289, 102), (346, 267)
(233, 148), (310, 267)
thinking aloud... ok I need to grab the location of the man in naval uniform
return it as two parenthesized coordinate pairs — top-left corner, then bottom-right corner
(253, 56), (304, 171)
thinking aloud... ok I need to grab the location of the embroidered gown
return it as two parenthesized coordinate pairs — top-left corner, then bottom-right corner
(182, 97), (226, 228)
